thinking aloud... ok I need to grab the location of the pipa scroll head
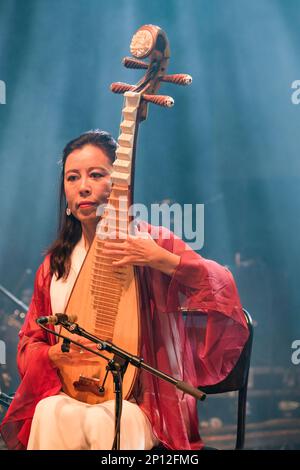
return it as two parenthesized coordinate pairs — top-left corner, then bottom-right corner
(110, 24), (192, 121)
(129, 24), (170, 60)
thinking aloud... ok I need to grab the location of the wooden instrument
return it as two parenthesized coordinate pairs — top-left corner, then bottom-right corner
(58, 24), (192, 404)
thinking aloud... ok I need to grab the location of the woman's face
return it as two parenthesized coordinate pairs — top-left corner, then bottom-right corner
(64, 144), (112, 226)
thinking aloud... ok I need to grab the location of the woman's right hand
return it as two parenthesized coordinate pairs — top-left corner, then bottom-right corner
(48, 338), (101, 369)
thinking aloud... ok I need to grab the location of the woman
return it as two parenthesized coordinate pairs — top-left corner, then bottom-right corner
(0, 130), (249, 450)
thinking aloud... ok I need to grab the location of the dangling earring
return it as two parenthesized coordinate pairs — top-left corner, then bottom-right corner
(66, 206), (71, 216)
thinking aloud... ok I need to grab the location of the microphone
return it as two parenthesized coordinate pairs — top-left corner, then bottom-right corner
(37, 313), (78, 325)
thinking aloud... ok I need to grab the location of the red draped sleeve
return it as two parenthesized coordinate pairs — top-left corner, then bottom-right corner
(135, 224), (249, 449)
(165, 232), (249, 385)
(0, 255), (62, 449)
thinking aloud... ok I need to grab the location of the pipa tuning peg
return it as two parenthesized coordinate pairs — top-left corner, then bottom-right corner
(142, 94), (174, 108)
(122, 57), (149, 69)
(160, 74), (192, 86)
(110, 82), (134, 94)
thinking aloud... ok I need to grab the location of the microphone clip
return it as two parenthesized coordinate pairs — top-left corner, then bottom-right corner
(61, 338), (71, 353)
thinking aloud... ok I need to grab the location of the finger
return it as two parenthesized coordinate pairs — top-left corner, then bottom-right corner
(71, 340), (98, 352)
(70, 349), (99, 360)
(112, 257), (145, 267)
(73, 351), (97, 358)
(80, 339), (99, 347)
(79, 341), (99, 350)
(58, 355), (100, 366)
(70, 342), (84, 352)
(112, 258), (131, 266)
(102, 246), (126, 254)
(69, 358), (101, 366)
(103, 241), (126, 249)
(132, 228), (151, 239)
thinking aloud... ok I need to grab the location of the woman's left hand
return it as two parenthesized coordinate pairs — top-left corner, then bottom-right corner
(102, 230), (180, 276)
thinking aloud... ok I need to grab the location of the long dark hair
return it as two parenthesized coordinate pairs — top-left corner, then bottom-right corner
(48, 130), (117, 280)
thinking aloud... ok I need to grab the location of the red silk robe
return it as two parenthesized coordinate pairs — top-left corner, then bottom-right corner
(0, 226), (249, 449)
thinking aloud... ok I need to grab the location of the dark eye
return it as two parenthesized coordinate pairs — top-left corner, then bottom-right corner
(91, 172), (105, 179)
(66, 174), (78, 182)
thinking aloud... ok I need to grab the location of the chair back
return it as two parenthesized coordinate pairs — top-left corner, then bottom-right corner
(199, 309), (253, 449)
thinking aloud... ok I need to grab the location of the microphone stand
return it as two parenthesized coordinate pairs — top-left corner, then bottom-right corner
(0, 285), (28, 410)
(0, 387), (14, 408)
(0, 283), (29, 312)
(37, 318), (206, 451)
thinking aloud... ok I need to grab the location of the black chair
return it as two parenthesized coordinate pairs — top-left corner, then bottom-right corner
(199, 309), (253, 449)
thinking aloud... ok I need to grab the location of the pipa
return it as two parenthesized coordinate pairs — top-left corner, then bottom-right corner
(58, 24), (192, 404)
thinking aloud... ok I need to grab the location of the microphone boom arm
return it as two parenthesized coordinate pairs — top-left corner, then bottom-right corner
(54, 319), (206, 402)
